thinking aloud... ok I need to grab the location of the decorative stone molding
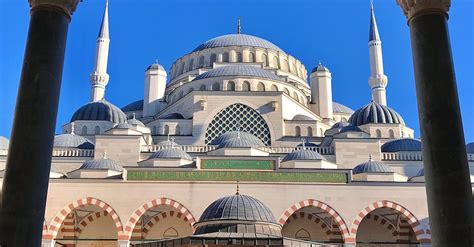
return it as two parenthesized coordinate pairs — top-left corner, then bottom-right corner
(397, 0), (451, 21)
(29, 0), (80, 16)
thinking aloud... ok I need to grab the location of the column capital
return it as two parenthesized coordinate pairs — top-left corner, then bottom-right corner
(29, 0), (80, 17)
(396, 0), (450, 22)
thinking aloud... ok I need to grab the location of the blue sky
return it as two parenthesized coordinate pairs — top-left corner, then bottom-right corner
(0, 0), (473, 142)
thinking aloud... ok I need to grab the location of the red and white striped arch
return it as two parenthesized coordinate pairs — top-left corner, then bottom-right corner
(44, 197), (124, 240)
(278, 199), (350, 242)
(347, 200), (430, 244)
(124, 198), (196, 240)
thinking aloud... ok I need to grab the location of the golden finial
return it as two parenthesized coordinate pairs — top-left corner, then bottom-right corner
(237, 17), (241, 34)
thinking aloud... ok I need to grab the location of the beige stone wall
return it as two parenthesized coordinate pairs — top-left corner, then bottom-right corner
(94, 135), (141, 166)
(333, 139), (382, 169)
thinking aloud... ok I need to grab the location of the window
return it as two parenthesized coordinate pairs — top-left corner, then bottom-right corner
(273, 56), (279, 68)
(271, 85), (278, 91)
(293, 92), (299, 100)
(283, 88), (290, 95)
(257, 82), (265, 91)
(199, 56), (205, 67)
(376, 129), (382, 138)
(281, 59), (288, 71)
(153, 126), (157, 135)
(163, 227), (179, 238)
(307, 127), (313, 137)
(295, 126), (301, 137)
(188, 59), (194, 71)
(188, 87), (194, 94)
(81, 126), (87, 135)
(227, 81), (235, 91)
(300, 96), (305, 104)
(389, 129), (395, 138)
(249, 52), (255, 62)
(179, 62), (185, 74)
(242, 81), (251, 91)
(236, 52), (243, 62)
(261, 53), (268, 67)
(222, 52), (229, 62)
(199, 84), (207, 91)
(178, 91), (184, 99)
(212, 82), (220, 91)
(320, 128), (324, 136)
(295, 229), (310, 241)
(210, 53), (217, 65)
(175, 125), (181, 135)
(94, 126), (100, 134)
(164, 125), (170, 135)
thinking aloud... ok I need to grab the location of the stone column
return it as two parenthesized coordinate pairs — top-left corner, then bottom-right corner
(0, 0), (79, 246)
(397, 0), (473, 246)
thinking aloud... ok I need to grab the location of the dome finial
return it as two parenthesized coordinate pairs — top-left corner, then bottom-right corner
(301, 137), (306, 150)
(132, 112), (136, 120)
(170, 137), (176, 148)
(103, 150), (107, 159)
(236, 180), (240, 195)
(236, 121), (241, 139)
(369, 153), (373, 161)
(237, 17), (241, 34)
(70, 122), (75, 135)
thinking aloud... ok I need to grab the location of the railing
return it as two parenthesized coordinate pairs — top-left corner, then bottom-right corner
(141, 145), (334, 155)
(51, 149), (94, 157)
(259, 146), (334, 155)
(382, 152), (423, 161)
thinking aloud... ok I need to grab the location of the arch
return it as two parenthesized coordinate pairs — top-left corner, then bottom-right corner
(164, 227), (179, 238)
(222, 52), (229, 62)
(307, 127), (313, 137)
(199, 84), (207, 91)
(124, 197), (197, 239)
(212, 82), (220, 91)
(188, 59), (194, 71)
(141, 211), (191, 238)
(249, 52), (256, 63)
(295, 228), (311, 240)
(236, 52), (243, 62)
(75, 210), (110, 235)
(300, 96), (305, 104)
(376, 129), (382, 138)
(210, 53), (217, 65)
(175, 125), (181, 135)
(389, 129), (395, 138)
(187, 87), (194, 94)
(153, 126), (157, 135)
(198, 56), (205, 67)
(295, 126), (301, 137)
(178, 91), (184, 99)
(270, 84), (278, 92)
(348, 200), (429, 243)
(227, 81), (235, 91)
(46, 197), (124, 240)
(179, 62), (185, 74)
(242, 81), (251, 91)
(292, 92), (299, 101)
(272, 56), (279, 68)
(283, 88), (290, 95)
(278, 199), (350, 242)
(281, 59), (289, 71)
(163, 125), (170, 135)
(94, 126), (100, 134)
(261, 53), (268, 67)
(257, 82), (266, 91)
(81, 126), (87, 135)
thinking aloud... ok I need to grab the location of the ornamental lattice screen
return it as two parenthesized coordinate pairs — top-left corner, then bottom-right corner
(205, 103), (271, 146)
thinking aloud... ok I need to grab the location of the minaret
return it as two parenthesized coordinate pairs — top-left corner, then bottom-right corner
(90, 0), (110, 102)
(368, 2), (388, 106)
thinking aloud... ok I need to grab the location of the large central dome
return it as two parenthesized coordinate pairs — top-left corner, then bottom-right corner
(192, 34), (283, 52)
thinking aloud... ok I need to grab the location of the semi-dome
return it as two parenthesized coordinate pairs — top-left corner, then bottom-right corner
(198, 193), (276, 223)
(71, 99), (127, 124)
(381, 138), (422, 152)
(54, 134), (94, 149)
(0, 136), (9, 150)
(192, 34), (283, 53)
(218, 137), (255, 149)
(349, 101), (405, 126)
(80, 158), (123, 172)
(352, 157), (392, 174)
(193, 65), (283, 82)
(291, 114), (315, 121)
(466, 142), (474, 154)
(333, 102), (354, 114)
(210, 131), (264, 146)
(121, 99), (143, 112)
(148, 147), (192, 160)
(282, 149), (325, 162)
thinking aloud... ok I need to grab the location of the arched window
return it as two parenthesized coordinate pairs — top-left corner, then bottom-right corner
(198, 56), (205, 67)
(283, 88), (290, 95)
(179, 62), (185, 74)
(94, 126), (100, 134)
(227, 81), (235, 91)
(320, 128), (324, 136)
(222, 52), (229, 62)
(376, 129), (382, 138)
(188, 59), (194, 71)
(212, 82), (220, 91)
(242, 81), (251, 91)
(187, 87), (194, 94)
(210, 53), (217, 65)
(271, 85), (278, 91)
(178, 91), (184, 99)
(389, 129), (395, 138)
(300, 96), (305, 104)
(273, 56), (279, 68)
(257, 82), (265, 91)
(261, 53), (268, 67)
(307, 127), (313, 137)
(152, 126), (157, 135)
(293, 92), (299, 100)
(81, 126), (87, 135)
(281, 59), (289, 71)
(236, 52), (243, 62)
(295, 229), (310, 241)
(175, 125), (181, 135)
(249, 52), (256, 62)
(295, 126), (301, 137)
(199, 84), (207, 91)
(291, 63), (296, 73)
(163, 227), (179, 238)
(164, 125), (170, 135)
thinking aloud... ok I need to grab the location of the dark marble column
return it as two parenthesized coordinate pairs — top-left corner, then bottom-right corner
(397, 0), (473, 246)
(0, 1), (79, 246)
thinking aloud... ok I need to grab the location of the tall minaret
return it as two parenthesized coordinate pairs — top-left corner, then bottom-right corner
(368, 2), (388, 106)
(90, 0), (110, 102)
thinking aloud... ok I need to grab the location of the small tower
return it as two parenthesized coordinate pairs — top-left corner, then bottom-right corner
(368, 2), (388, 106)
(143, 63), (167, 117)
(90, 0), (110, 102)
(310, 63), (333, 119)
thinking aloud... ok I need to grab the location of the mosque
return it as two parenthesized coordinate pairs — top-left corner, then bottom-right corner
(0, 1), (473, 247)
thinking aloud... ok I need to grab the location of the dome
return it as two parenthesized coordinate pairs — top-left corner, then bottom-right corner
(352, 157), (392, 174)
(80, 158), (123, 172)
(333, 102), (354, 114)
(114, 123), (135, 129)
(146, 63), (164, 71)
(121, 99), (143, 112)
(210, 131), (264, 146)
(281, 149), (325, 162)
(0, 136), (9, 150)
(193, 65), (283, 82)
(466, 142), (474, 154)
(53, 134), (94, 149)
(148, 147), (192, 160)
(311, 63), (329, 73)
(218, 137), (256, 149)
(291, 114), (315, 121)
(198, 194), (276, 223)
(71, 100), (127, 124)
(381, 138), (422, 152)
(349, 101), (405, 126)
(192, 34), (283, 53)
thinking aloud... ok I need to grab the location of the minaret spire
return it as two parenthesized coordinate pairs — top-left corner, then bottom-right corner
(90, 0), (110, 102)
(237, 17), (241, 34)
(367, 1), (388, 106)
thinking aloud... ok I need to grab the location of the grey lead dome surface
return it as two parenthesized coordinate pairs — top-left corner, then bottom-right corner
(54, 134), (95, 149)
(198, 194), (277, 223)
(148, 147), (193, 160)
(381, 138), (422, 152)
(71, 100), (127, 124)
(193, 34), (283, 53)
(282, 149), (325, 162)
(333, 102), (354, 114)
(352, 159), (392, 174)
(193, 65), (283, 82)
(80, 158), (123, 172)
(349, 101), (405, 126)
(0, 136), (9, 150)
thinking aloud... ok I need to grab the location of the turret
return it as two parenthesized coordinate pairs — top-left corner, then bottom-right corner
(90, 0), (110, 102)
(310, 63), (333, 119)
(368, 2), (388, 106)
(143, 63), (167, 117)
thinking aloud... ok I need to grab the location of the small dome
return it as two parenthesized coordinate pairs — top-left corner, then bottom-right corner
(80, 158), (123, 172)
(218, 137), (255, 149)
(333, 102), (354, 114)
(352, 157), (392, 174)
(193, 34), (283, 53)
(311, 63), (329, 73)
(291, 114), (315, 121)
(349, 101), (405, 126)
(0, 136), (9, 150)
(54, 134), (94, 149)
(211, 131), (264, 146)
(121, 99), (143, 112)
(199, 194), (276, 223)
(160, 113), (185, 119)
(282, 149), (325, 162)
(146, 63), (165, 71)
(148, 147), (192, 160)
(71, 100), (127, 124)
(466, 142), (474, 154)
(381, 138), (422, 152)
(193, 65), (283, 82)
(114, 123), (135, 129)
